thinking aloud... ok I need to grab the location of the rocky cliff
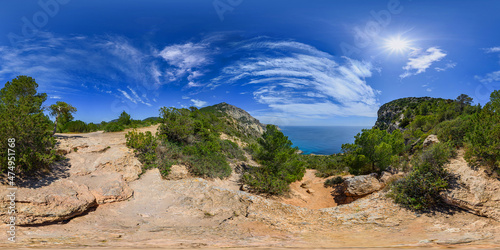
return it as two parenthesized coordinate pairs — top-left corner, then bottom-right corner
(374, 97), (449, 132)
(201, 102), (266, 138)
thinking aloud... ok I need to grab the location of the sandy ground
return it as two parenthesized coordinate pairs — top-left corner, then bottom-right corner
(1, 125), (499, 249)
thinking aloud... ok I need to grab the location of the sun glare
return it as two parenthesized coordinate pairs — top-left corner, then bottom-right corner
(384, 36), (412, 54)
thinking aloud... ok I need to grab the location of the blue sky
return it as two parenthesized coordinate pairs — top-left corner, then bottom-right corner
(1, 0), (500, 125)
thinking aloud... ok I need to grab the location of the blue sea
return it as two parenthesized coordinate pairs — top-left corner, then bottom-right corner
(279, 126), (370, 155)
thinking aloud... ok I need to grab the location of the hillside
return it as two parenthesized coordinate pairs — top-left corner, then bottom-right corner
(1, 99), (500, 248)
(1, 124), (499, 248)
(200, 102), (266, 138)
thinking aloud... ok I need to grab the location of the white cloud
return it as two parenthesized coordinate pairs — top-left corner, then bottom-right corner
(426, 88), (432, 92)
(435, 62), (456, 72)
(475, 71), (500, 83)
(475, 46), (500, 84)
(485, 47), (500, 53)
(400, 47), (447, 78)
(159, 42), (211, 84)
(49, 95), (62, 99)
(190, 99), (207, 108)
(211, 40), (380, 119)
(117, 89), (137, 104)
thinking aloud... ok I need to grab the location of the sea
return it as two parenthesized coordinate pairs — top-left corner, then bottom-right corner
(279, 126), (370, 155)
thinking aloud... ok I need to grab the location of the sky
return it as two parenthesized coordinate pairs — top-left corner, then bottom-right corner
(1, 0), (500, 126)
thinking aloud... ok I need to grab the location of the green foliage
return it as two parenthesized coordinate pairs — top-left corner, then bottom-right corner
(324, 176), (344, 187)
(298, 154), (346, 178)
(49, 101), (77, 134)
(126, 106), (252, 179)
(388, 143), (453, 210)
(342, 128), (404, 175)
(117, 111), (132, 126)
(104, 122), (124, 132)
(464, 90), (500, 174)
(435, 115), (472, 147)
(0, 76), (57, 173)
(125, 130), (171, 175)
(243, 125), (305, 195)
(64, 120), (88, 133)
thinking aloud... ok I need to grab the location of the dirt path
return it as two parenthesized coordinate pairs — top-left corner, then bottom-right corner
(279, 169), (337, 209)
(1, 126), (500, 249)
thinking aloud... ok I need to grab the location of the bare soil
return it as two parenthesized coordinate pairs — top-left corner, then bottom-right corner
(1, 125), (499, 249)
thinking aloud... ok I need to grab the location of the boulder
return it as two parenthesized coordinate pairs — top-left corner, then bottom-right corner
(423, 134), (440, 148)
(441, 150), (500, 221)
(0, 179), (96, 225)
(343, 174), (383, 197)
(71, 172), (133, 204)
(379, 171), (404, 186)
(166, 164), (190, 180)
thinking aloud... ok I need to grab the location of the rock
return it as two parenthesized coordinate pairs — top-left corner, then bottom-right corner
(166, 164), (190, 180)
(423, 134), (440, 148)
(306, 189), (315, 194)
(0, 179), (96, 225)
(441, 150), (500, 221)
(343, 174), (383, 197)
(379, 171), (404, 185)
(240, 185), (249, 191)
(300, 180), (312, 189)
(71, 172), (133, 204)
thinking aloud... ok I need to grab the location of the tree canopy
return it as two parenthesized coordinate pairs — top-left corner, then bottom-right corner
(0, 76), (57, 173)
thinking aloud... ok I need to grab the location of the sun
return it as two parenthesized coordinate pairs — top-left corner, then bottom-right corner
(384, 36), (412, 54)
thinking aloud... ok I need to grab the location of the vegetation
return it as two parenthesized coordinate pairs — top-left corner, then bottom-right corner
(127, 106), (249, 179)
(242, 125), (305, 195)
(341, 129), (404, 175)
(49, 101), (77, 134)
(0, 76), (57, 173)
(388, 143), (454, 210)
(463, 90), (500, 175)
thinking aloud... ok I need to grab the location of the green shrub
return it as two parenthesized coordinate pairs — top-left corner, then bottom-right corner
(104, 122), (124, 132)
(435, 115), (472, 147)
(243, 125), (305, 194)
(388, 143), (453, 210)
(0, 76), (57, 173)
(342, 128), (404, 175)
(324, 176), (344, 187)
(464, 91), (500, 174)
(64, 120), (88, 133)
(188, 152), (231, 179)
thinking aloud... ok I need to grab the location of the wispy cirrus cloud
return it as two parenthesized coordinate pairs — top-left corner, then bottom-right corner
(484, 47), (500, 53)
(475, 46), (500, 84)
(210, 38), (380, 121)
(435, 62), (456, 72)
(400, 47), (447, 78)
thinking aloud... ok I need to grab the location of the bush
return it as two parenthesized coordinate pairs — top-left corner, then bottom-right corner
(64, 120), (88, 133)
(435, 115), (472, 147)
(388, 143), (453, 210)
(104, 122), (124, 132)
(0, 76), (57, 173)
(324, 176), (344, 187)
(243, 125), (305, 194)
(342, 128), (404, 175)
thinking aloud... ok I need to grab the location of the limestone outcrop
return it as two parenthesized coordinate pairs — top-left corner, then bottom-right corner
(0, 179), (97, 225)
(441, 150), (500, 221)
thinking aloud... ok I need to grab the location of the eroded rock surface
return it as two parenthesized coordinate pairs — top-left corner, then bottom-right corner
(0, 179), (96, 225)
(71, 172), (133, 204)
(441, 150), (500, 221)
